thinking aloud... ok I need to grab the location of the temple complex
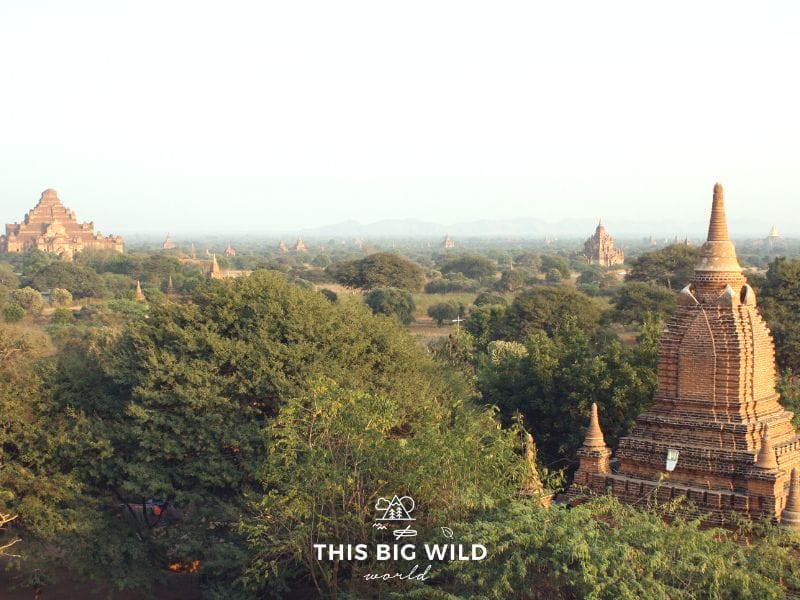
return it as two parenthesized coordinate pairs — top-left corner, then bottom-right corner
(162, 233), (176, 250)
(582, 220), (624, 266)
(1, 189), (123, 260)
(294, 238), (308, 252)
(225, 243), (236, 257)
(278, 240), (288, 253)
(767, 225), (784, 249)
(443, 234), (455, 249)
(571, 183), (800, 528)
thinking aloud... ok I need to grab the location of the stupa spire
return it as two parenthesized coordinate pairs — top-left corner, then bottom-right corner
(209, 254), (223, 279)
(755, 426), (779, 470)
(781, 468), (800, 530)
(134, 280), (146, 302)
(707, 182), (730, 241)
(570, 402), (612, 491)
(583, 403), (606, 449)
(692, 182), (743, 283)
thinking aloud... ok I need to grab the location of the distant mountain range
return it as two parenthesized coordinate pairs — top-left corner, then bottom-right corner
(121, 216), (785, 240)
(293, 216), (772, 239)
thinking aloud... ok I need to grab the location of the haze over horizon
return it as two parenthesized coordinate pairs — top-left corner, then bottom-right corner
(2, 1), (798, 235)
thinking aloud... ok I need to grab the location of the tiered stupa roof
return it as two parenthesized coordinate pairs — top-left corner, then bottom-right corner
(571, 183), (800, 525)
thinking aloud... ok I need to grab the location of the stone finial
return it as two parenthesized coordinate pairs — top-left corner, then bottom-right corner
(583, 403), (606, 449)
(708, 182), (730, 242)
(781, 468), (800, 530)
(134, 280), (146, 302)
(694, 182), (742, 276)
(755, 426), (779, 470)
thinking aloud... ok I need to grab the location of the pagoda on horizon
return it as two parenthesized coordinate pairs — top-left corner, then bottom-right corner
(582, 220), (624, 266)
(1, 189), (123, 260)
(572, 183), (800, 527)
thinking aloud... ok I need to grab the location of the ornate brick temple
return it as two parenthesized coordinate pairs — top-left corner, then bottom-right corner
(582, 220), (624, 266)
(162, 233), (177, 251)
(1, 189), (123, 259)
(572, 183), (800, 527)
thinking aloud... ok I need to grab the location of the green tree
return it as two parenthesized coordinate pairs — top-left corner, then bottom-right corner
(466, 304), (507, 351)
(0, 324), (84, 582)
(0, 261), (20, 288)
(49, 271), (442, 593)
(10, 287), (44, 316)
(496, 269), (526, 291)
(500, 286), (602, 341)
(3, 303), (25, 322)
(50, 287), (73, 307)
(610, 282), (677, 325)
(439, 254), (497, 280)
(540, 254), (571, 279)
(421, 496), (800, 599)
(364, 287), (415, 325)
(242, 380), (526, 597)
(27, 262), (105, 298)
(757, 258), (800, 372)
(52, 307), (74, 325)
(427, 301), (460, 326)
(478, 317), (659, 467)
(474, 292), (507, 307)
(513, 251), (541, 271)
(625, 244), (700, 290)
(545, 268), (562, 283)
(328, 253), (425, 291)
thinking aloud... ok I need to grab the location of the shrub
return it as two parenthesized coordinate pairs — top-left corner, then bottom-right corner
(50, 287), (73, 307)
(10, 287), (44, 315)
(3, 303), (26, 322)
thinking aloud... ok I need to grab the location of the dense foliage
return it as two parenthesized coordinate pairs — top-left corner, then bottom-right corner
(1, 239), (800, 598)
(327, 252), (425, 291)
(625, 244), (699, 290)
(478, 317), (660, 467)
(403, 497), (800, 599)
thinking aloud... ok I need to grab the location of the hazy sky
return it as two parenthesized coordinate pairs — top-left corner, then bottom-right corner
(1, 1), (798, 234)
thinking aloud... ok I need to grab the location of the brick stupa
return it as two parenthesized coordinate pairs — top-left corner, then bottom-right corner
(2, 189), (123, 260)
(572, 183), (800, 527)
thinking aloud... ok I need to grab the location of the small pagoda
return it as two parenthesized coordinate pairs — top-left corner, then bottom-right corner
(571, 183), (800, 527)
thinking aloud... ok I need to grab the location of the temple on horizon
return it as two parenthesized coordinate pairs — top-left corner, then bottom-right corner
(1, 189), (123, 260)
(572, 183), (800, 527)
(582, 220), (624, 266)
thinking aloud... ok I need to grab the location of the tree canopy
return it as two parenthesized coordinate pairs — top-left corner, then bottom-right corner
(499, 286), (603, 341)
(625, 244), (700, 290)
(327, 252), (425, 291)
(438, 254), (497, 280)
(47, 271), (450, 593)
(756, 257), (800, 372)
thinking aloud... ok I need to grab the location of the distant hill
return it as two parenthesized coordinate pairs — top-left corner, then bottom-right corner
(296, 216), (720, 239)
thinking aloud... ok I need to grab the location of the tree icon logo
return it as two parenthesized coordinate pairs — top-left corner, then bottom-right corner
(375, 495), (415, 521)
